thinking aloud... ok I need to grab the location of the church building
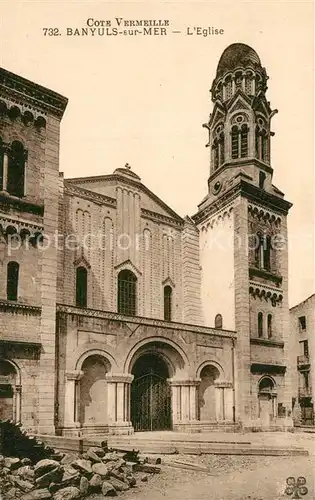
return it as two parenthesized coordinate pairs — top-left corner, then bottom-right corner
(0, 43), (294, 436)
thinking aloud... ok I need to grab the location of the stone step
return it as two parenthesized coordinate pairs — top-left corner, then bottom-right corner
(106, 439), (308, 457)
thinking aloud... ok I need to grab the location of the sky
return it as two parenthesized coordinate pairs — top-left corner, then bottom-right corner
(1, 0), (314, 307)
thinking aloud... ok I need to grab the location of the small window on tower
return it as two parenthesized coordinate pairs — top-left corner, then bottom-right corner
(298, 316), (306, 331)
(258, 312), (263, 337)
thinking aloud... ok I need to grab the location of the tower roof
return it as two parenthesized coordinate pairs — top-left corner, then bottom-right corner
(216, 43), (262, 78)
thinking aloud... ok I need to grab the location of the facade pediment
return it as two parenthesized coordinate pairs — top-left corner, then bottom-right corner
(65, 168), (183, 224)
(227, 93), (252, 114)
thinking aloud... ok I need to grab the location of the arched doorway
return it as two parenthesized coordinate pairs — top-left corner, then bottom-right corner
(198, 365), (221, 421)
(258, 376), (277, 426)
(0, 360), (19, 421)
(79, 355), (110, 426)
(131, 353), (171, 431)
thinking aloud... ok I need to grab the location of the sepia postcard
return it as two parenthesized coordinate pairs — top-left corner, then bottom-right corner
(0, 1), (314, 499)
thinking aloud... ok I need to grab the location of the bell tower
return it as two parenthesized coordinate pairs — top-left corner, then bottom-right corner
(193, 43), (294, 429)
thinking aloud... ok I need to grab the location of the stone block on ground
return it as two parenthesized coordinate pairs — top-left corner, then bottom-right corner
(35, 460), (62, 478)
(16, 465), (36, 482)
(133, 464), (161, 474)
(89, 473), (102, 490)
(107, 477), (129, 492)
(5, 457), (22, 470)
(71, 459), (93, 476)
(20, 489), (52, 500)
(53, 486), (81, 500)
(101, 480), (117, 496)
(80, 475), (89, 496)
(87, 447), (105, 459)
(35, 467), (63, 488)
(12, 477), (35, 492)
(85, 450), (102, 463)
(60, 454), (79, 466)
(91, 463), (110, 478)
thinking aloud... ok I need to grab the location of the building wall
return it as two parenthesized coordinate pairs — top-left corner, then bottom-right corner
(290, 294), (315, 423)
(57, 177), (203, 325)
(199, 204), (235, 331)
(0, 69), (67, 434)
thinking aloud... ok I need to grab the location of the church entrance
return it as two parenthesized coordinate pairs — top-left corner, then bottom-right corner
(258, 377), (277, 426)
(0, 360), (19, 422)
(131, 353), (171, 431)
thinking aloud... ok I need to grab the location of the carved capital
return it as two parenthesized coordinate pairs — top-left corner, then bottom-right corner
(65, 370), (84, 381)
(106, 374), (134, 384)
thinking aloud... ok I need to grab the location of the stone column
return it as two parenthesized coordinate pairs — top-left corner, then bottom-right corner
(232, 76), (236, 95)
(2, 148), (9, 191)
(106, 374), (133, 435)
(64, 370), (83, 430)
(14, 385), (22, 423)
(215, 382), (234, 421)
(169, 380), (200, 428)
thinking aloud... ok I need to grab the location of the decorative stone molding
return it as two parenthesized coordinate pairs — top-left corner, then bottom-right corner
(106, 374), (134, 383)
(0, 99), (47, 129)
(0, 67), (68, 118)
(114, 259), (142, 276)
(200, 205), (233, 231)
(214, 381), (233, 388)
(248, 203), (282, 225)
(162, 277), (175, 288)
(64, 184), (116, 208)
(249, 268), (283, 286)
(141, 208), (184, 229)
(169, 379), (200, 387)
(250, 338), (284, 348)
(0, 215), (44, 240)
(65, 370), (84, 381)
(0, 300), (42, 316)
(0, 192), (44, 216)
(0, 339), (42, 360)
(251, 362), (286, 375)
(56, 304), (236, 338)
(249, 282), (283, 303)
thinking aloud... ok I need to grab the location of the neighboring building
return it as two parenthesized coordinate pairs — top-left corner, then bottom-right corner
(0, 43), (294, 436)
(290, 294), (315, 426)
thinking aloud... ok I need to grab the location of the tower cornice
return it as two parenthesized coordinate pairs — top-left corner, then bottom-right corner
(0, 67), (68, 118)
(192, 178), (292, 225)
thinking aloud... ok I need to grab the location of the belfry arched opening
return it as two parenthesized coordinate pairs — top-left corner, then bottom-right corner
(131, 353), (171, 431)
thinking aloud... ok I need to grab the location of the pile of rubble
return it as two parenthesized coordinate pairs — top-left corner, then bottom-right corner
(0, 444), (161, 499)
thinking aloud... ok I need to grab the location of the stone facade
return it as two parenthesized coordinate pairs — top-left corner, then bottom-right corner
(0, 43), (294, 436)
(290, 294), (315, 426)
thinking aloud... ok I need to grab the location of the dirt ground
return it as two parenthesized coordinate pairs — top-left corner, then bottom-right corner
(120, 454), (315, 500)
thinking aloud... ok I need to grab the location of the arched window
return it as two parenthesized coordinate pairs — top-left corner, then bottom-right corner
(258, 312), (263, 337)
(255, 121), (269, 163)
(263, 235), (272, 271)
(212, 125), (225, 170)
(231, 122), (248, 160)
(231, 126), (239, 159)
(164, 286), (172, 321)
(215, 313), (223, 329)
(255, 233), (272, 271)
(240, 124), (248, 157)
(267, 314), (273, 338)
(7, 141), (26, 197)
(255, 232), (263, 268)
(0, 137), (4, 191)
(117, 270), (137, 316)
(76, 266), (87, 307)
(7, 261), (19, 301)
